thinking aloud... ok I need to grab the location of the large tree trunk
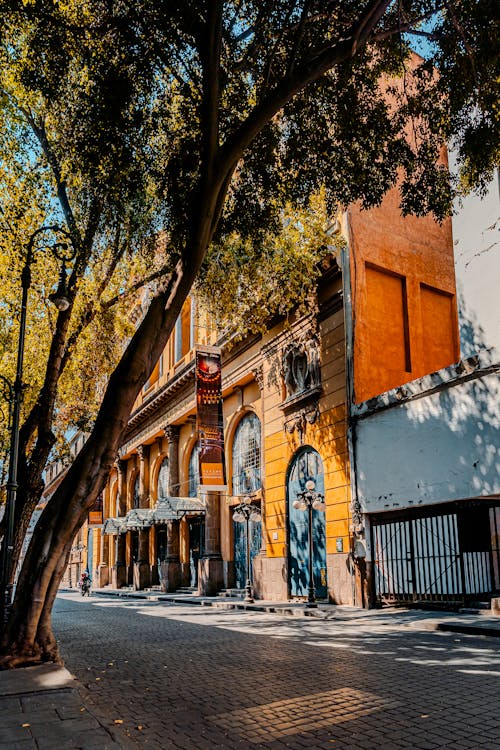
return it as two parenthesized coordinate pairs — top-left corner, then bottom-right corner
(0, 256), (199, 667)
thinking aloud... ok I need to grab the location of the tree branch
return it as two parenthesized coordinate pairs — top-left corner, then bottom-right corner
(26, 113), (81, 252)
(219, 0), (393, 179)
(286, 0), (312, 78)
(444, 1), (477, 81)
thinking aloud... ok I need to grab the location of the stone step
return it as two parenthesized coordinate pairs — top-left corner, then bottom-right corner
(459, 602), (492, 615)
(217, 589), (245, 599)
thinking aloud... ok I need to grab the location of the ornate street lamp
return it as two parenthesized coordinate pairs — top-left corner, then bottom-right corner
(293, 479), (326, 608)
(232, 497), (262, 603)
(0, 225), (76, 622)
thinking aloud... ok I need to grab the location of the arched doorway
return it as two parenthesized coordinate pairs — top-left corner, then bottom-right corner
(287, 447), (327, 599)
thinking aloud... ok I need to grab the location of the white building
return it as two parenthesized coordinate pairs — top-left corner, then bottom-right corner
(350, 173), (500, 606)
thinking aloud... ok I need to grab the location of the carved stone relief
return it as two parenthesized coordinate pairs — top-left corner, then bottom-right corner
(281, 331), (321, 403)
(284, 403), (320, 445)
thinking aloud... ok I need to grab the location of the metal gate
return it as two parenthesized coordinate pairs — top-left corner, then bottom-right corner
(372, 504), (499, 604)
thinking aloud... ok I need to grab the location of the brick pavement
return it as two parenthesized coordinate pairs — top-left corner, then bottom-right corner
(49, 593), (500, 750)
(0, 662), (130, 749)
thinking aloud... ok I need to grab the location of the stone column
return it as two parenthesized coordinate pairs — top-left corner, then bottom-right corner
(112, 459), (127, 589)
(160, 426), (182, 591)
(134, 445), (151, 590)
(198, 491), (224, 595)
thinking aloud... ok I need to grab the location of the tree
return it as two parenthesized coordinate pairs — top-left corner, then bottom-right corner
(0, 0), (497, 667)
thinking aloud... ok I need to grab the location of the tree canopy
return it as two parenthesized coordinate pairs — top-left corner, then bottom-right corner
(0, 0), (497, 666)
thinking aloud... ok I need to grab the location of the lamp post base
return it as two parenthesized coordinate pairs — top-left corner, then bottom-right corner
(306, 584), (317, 608)
(244, 578), (254, 603)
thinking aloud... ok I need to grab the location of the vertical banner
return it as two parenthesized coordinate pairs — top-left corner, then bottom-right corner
(195, 347), (227, 490)
(88, 493), (104, 525)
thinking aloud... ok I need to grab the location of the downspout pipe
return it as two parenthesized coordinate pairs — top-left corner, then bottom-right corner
(340, 211), (370, 608)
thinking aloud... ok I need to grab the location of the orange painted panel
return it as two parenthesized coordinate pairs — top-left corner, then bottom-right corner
(419, 284), (458, 376)
(350, 181), (458, 403)
(365, 265), (410, 390)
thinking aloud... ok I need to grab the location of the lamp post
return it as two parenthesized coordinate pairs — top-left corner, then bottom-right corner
(293, 479), (326, 608)
(0, 225), (75, 622)
(232, 498), (262, 603)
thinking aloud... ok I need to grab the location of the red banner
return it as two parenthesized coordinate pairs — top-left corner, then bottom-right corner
(195, 348), (227, 490)
(88, 493), (104, 525)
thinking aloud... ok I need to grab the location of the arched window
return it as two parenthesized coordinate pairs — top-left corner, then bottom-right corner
(188, 443), (200, 497)
(157, 457), (169, 499)
(232, 413), (261, 496)
(133, 475), (140, 509)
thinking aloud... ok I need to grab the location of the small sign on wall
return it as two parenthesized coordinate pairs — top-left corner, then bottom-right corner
(336, 537), (344, 553)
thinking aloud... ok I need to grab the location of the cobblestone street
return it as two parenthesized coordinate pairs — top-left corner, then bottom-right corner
(53, 593), (500, 749)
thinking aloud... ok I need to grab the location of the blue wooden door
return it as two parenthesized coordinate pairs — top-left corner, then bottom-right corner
(287, 449), (327, 598)
(233, 519), (262, 589)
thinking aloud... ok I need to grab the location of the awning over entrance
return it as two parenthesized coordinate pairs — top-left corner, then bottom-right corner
(153, 496), (205, 524)
(125, 508), (155, 530)
(102, 517), (128, 535)
(102, 497), (205, 534)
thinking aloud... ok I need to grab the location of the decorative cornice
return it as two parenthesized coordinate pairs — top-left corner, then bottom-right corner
(126, 361), (195, 435)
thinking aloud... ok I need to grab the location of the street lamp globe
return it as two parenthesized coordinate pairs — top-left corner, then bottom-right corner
(48, 264), (71, 310)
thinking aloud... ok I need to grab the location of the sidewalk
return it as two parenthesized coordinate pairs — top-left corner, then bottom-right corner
(0, 663), (132, 750)
(84, 585), (500, 638)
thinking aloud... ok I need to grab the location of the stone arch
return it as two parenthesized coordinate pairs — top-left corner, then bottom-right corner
(128, 467), (140, 511)
(151, 452), (169, 502)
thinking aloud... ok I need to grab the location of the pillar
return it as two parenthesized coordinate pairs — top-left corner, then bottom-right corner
(134, 445), (151, 590)
(98, 529), (110, 587)
(179, 517), (190, 586)
(112, 459), (127, 589)
(198, 491), (224, 595)
(160, 426), (182, 591)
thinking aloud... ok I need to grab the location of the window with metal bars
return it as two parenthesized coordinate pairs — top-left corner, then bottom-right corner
(157, 458), (169, 499)
(232, 413), (261, 496)
(133, 475), (140, 508)
(188, 443), (200, 497)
